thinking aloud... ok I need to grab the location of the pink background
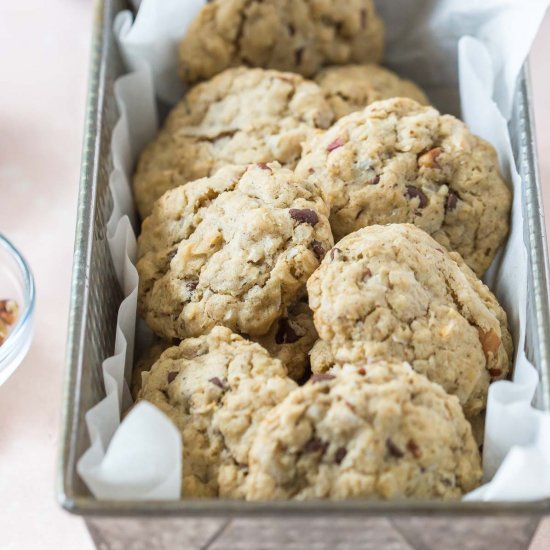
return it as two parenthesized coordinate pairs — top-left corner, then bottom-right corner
(0, 2), (548, 548)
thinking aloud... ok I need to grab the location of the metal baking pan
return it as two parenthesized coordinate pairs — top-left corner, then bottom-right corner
(58, 0), (550, 547)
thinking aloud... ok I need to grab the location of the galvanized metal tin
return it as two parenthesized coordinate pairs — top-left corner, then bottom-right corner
(58, 0), (550, 547)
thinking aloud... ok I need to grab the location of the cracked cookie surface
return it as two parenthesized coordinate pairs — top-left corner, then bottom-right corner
(245, 362), (482, 500)
(253, 300), (317, 382)
(138, 163), (333, 341)
(134, 67), (334, 218)
(138, 327), (298, 498)
(315, 64), (429, 119)
(178, 0), (384, 86)
(307, 224), (513, 418)
(296, 97), (511, 276)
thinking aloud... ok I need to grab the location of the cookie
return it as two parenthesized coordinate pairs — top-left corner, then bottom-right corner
(307, 224), (513, 418)
(315, 64), (429, 119)
(296, 97), (511, 276)
(138, 326), (298, 497)
(137, 163), (333, 341)
(131, 341), (171, 400)
(133, 67), (334, 218)
(245, 362), (482, 500)
(253, 300), (317, 382)
(178, 0), (384, 86)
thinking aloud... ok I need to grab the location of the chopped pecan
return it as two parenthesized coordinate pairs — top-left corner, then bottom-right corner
(478, 328), (500, 358)
(418, 147), (442, 169)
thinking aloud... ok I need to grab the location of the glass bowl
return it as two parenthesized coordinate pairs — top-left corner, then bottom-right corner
(0, 234), (35, 385)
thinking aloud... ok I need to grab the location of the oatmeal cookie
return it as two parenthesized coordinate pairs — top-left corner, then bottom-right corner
(246, 362), (482, 500)
(307, 224), (513, 418)
(296, 97), (511, 276)
(137, 163), (333, 340)
(138, 327), (298, 497)
(133, 67), (333, 218)
(315, 64), (428, 119)
(178, 0), (384, 85)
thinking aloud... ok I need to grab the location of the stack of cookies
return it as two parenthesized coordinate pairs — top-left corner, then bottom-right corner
(131, 0), (513, 501)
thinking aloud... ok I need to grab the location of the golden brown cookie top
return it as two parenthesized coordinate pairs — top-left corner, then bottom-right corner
(139, 326), (298, 497)
(246, 362), (482, 500)
(296, 97), (511, 276)
(178, 0), (384, 85)
(138, 162), (333, 341)
(307, 223), (513, 418)
(134, 67), (334, 218)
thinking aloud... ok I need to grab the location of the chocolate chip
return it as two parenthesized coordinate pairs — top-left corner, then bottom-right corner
(484, 248), (492, 256)
(257, 162), (271, 171)
(330, 248), (342, 261)
(386, 438), (404, 458)
(446, 190), (458, 212)
(360, 9), (367, 29)
(303, 437), (328, 454)
(357, 367), (366, 375)
(311, 240), (326, 259)
(334, 446), (347, 464)
(295, 47), (304, 65)
(311, 373), (335, 383)
(405, 186), (428, 208)
(289, 208), (319, 226)
(275, 317), (300, 345)
(488, 368), (502, 378)
(167, 249), (178, 262)
(308, 167), (315, 175)
(407, 439), (421, 459)
(167, 371), (178, 383)
(369, 175), (380, 185)
(186, 281), (198, 292)
(209, 377), (224, 389)
(327, 137), (345, 152)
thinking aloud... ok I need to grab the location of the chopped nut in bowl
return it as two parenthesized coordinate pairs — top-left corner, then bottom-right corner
(0, 299), (19, 345)
(0, 235), (35, 385)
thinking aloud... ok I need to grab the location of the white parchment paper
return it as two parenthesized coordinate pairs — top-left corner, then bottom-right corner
(78, 0), (550, 501)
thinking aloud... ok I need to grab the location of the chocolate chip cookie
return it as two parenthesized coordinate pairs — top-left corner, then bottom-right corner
(138, 327), (298, 497)
(245, 362), (482, 500)
(307, 224), (513, 418)
(134, 67), (334, 218)
(178, 0), (384, 86)
(315, 64), (429, 119)
(137, 163), (333, 341)
(253, 300), (317, 382)
(296, 97), (511, 276)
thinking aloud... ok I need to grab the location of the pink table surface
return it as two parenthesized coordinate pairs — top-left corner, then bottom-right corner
(0, 2), (548, 549)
